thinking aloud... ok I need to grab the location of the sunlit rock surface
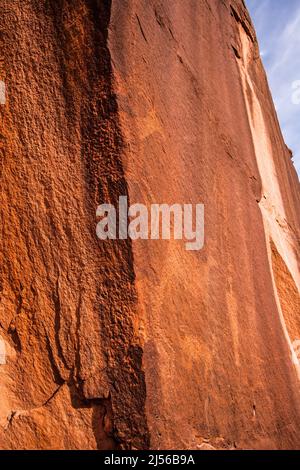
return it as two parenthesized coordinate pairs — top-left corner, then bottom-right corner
(0, 0), (299, 450)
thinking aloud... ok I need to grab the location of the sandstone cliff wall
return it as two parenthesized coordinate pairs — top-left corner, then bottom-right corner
(0, 0), (299, 449)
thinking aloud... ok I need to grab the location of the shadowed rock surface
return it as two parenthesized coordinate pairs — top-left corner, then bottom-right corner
(0, 0), (299, 449)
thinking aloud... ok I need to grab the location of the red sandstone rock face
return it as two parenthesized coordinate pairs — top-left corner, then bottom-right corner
(0, 0), (299, 450)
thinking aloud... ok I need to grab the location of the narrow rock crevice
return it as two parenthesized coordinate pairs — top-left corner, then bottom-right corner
(230, 3), (257, 46)
(48, 0), (150, 450)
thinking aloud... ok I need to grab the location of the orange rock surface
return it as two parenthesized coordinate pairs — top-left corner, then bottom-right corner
(0, 0), (299, 450)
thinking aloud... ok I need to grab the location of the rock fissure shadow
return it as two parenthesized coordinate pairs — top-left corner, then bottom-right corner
(47, 0), (150, 450)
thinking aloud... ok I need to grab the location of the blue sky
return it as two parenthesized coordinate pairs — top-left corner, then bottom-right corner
(246, 0), (300, 177)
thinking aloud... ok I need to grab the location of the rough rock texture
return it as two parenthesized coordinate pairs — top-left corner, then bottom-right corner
(0, 0), (299, 450)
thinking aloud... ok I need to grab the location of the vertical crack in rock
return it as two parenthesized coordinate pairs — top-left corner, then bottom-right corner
(0, 0), (149, 450)
(136, 14), (148, 43)
(52, 275), (71, 373)
(48, 0), (150, 449)
(230, 3), (256, 44)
